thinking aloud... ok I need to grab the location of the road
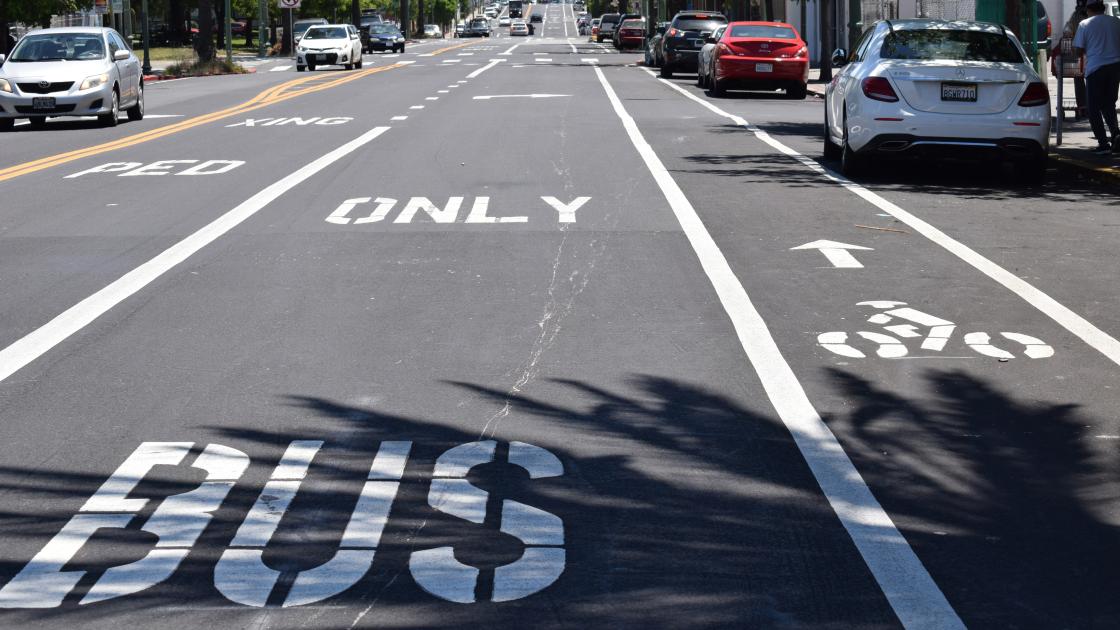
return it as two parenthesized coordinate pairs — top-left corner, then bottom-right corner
(2, 3), (1120, 628)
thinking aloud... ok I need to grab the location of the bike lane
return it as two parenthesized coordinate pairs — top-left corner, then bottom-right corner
(0, 53), (901, 628)
(606, 66), (1120, 627)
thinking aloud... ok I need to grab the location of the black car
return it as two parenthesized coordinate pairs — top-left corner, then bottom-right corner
(529, 13), (543, 23)
(658, 11), (727, 77)
(362, 24), (406, 53)
(644, 22), (670, 67)
(466, 17), (491, 37)
(596, 13), (620, 43)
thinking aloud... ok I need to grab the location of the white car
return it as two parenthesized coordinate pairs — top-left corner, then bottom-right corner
(499, 16), (511, 27)
(297, 24), (363, 71)
(824, 19), (1050, 181)
(510, 19), (529, 36)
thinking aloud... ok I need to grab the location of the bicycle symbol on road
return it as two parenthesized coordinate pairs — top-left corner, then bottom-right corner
(817, 301), (1054, 360)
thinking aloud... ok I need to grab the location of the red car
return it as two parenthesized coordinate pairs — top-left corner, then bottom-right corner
(616, 18), (645, 49)
(707, 21), (808, 99)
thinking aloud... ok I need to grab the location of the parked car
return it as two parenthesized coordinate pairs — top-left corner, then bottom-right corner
(644, 21), (670, 67)
(615, 18), (646, 50)
(703, 21), (808, 99)
(510, 19), (530, 36)
(466, 17), (492, 37)
(596, 13), (620, 43)
(455, 22), (466, 37)
(362, 23), (405, 53)
(824, 19), (1050, 181)
(530, 13), (543, 23)
(292, 18), (328, 44)
(658, 11), (727, 77)
(612, 13), (643, 48)
(0, 27), (144, 129)
(499, 16), (511, 27)
(297, 24), (363, 71)
(590, 18), (601, 41)
(695, 24), (727, 87)
(423, 24), (443, 38)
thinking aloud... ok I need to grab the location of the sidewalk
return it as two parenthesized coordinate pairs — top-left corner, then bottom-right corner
(805, 68), (1120, 184)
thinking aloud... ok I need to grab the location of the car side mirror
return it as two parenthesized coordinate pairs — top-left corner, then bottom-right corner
(831, 48), (848, 67)
(113, 49), (130, 61)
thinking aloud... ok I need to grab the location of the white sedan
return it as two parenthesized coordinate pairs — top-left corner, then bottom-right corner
(499, 16), (511, 27)
(297, 24), (363, 71)
(824, 19), (1050, 181)
(510, 19), (529, 36)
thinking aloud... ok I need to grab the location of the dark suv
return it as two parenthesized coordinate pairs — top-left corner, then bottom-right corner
(658, 11), (728, 77)
(596, 13), (620, 43)
(466, 17), (491, 37)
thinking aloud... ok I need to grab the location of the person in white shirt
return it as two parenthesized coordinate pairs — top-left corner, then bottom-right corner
(1073, 0), (1120, 153)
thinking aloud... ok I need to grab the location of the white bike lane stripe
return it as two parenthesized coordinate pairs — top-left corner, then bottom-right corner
(646, 69), (1120, 369)
(0, 126), (391, 384)
(592, 65), (964, 629)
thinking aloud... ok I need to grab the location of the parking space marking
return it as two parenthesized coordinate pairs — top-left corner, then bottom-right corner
(594, 65), (963, 629)
(647, 69), (1120, 370)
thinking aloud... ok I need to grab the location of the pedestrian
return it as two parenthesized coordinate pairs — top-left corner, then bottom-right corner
(1053, 1), (1088, 119)
(1073, 0), (1120, 153)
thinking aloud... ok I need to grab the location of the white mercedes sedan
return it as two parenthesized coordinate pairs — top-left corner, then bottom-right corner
(297, 24), (364, 72)
(824, 20), (1050, 182)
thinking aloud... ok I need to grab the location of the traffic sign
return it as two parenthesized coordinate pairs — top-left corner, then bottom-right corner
(278, 0), (301, 8)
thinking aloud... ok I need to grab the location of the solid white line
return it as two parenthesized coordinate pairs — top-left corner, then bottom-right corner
(500, 44), (519, 55)
(0, 127), (390, 384)
(648, 69), (1120, 370)
(466, 58), (504, 79)
(594, 65), (963, 629)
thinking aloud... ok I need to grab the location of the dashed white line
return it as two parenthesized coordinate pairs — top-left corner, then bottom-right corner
(391, 116), (408, 120)
(458, 52), (474, 56)
(595, 65), (964, 629)
(0, 127), (391, 384)
(270, 65), (292, 72)
(442, 59), (462, 64)
(409, 105), (425, 109)
(425, 96), (439, 100)
(438, 90), (449, 93)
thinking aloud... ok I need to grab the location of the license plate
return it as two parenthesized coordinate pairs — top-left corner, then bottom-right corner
(32, 97), (55, 110)
(755, 63), (773, 73)
(941, 82), (977, 102)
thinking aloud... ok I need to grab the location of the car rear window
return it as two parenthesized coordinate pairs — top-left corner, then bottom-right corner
(880, 29), (1023, 63)
(601, 14), (621, 24)
(729, 25), (796, 39)
(673, 18), (728, 32)
(620, 20), (644, 29)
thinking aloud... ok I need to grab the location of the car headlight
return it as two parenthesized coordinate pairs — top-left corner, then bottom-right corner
(0, 78), (11, 93)
(79, 72), (110, 90)
(397, 36), (405, 42)
(298, 45), (307, 52)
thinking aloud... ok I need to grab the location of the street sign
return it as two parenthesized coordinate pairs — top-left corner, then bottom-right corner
(111, 0), (123, 12)
(92, 0), (109, 14)
(278, 0), (301, 8)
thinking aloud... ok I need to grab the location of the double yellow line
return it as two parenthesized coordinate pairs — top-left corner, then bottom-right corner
(0, 40), (475, 183)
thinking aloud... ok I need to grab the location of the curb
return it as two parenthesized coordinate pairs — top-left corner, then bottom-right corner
(1049, 152), (1120, 184)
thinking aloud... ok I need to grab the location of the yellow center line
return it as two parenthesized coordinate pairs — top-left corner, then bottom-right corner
(0, 63), (403, 183)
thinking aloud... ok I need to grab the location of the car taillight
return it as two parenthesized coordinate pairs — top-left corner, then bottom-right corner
(861, 76), (898, 102)
(1018, 81), (1049, 107)
(795, 45), (808, 58)
(1046, 21), (1052, 38)
(667, 27), (679, 37)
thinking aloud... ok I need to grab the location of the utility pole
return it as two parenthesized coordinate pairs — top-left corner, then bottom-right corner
(141, 0), (152, 74)
(225, 0), (233, 62)
(259, 0), (268, 57)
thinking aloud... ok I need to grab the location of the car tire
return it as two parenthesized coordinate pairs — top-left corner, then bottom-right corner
(711, 76), (726, 97)
(126, 82), (144, 121)
(696, 71), (705, 87)
(787, 82), (807, 100)
(356, 55), (363, 68)
(660, 64), (672, 78)
(345, 62), (353, 70)
(297, 64), (305, 71)
(823, 111), (842, 161)
(0, 118), (13, 131)
(308, 64), (316, 71)
(29, 116), (47, 129)
(1016, 156), (1048, 186)
(98, 90), (120, 127)
(840, 111), (866, 177)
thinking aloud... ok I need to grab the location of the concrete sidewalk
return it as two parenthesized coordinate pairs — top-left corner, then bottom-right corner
(805, 68), (1120, 183)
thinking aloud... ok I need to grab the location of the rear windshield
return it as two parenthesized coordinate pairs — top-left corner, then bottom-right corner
(674, 18), (728, 31)
(601, 14), (620, 24)
(880, 30), (1023, 62)
(620, 20), (644, 29)
(304, 27), (348, 39)
(471, 19), (488, 26)
(729, 25), (796, 39)
(11, 33), (105, 61)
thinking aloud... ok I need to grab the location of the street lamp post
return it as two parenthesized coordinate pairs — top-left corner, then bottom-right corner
(140, 0), (151, 74)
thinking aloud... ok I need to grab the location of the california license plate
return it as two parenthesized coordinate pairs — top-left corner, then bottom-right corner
(941, 82), (977, 102)
(32, 97), (55, 110)
(755, 63), (773, 73)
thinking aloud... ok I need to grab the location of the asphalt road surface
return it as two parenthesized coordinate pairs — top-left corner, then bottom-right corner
(2, 3), (1120, 628)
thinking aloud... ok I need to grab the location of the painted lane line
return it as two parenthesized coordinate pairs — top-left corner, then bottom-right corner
(457, 80), (468, 83)
(418, 53), (435, 57)
(442, 59), (462, 64)
(648, 69), (1120, 370)
(397, 60), (416, 65)
(438, 90), (449, 93)
(0, 127), (390, 385)
(409, 105), (425, 110)
(425, 96), (439, 100)
(458, 52), (474, 56)
(500, 44), (520, 55)
(535, 58), (553, 62)
(270, 65), (292, 72)
(594, 65), (963, 629)
(466, 58), (505, 79)
(391, 116), (408, 120)
(447, 84), (459, 87)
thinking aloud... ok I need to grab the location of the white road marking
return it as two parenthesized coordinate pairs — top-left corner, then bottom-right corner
(458, 52), (474, 56)
(535, 58), (553, 62)
(649, 69), (1120, 370)
(144, 114), (184, 119)
(597, 66), (963, 629)
(442, 59), (461, 63)
(270, 65), (292, 72)
(473, 93), (567, 100)
(466, 58), (505, 78)
(790, 240), (872, 269)
(410, 105), (425, 109)
(0, 127), (390, 385)
(438, 89), (449, 93)
(397, 60), (416, 65)
(500, 44), (520, 55)
(391, 116), (408, 120)
(541, 196), (589, 223)
(426, 96), (439, 100)
(418, 53), (435, 57)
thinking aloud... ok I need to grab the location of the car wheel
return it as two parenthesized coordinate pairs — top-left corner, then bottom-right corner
(126, 82), (144, 121)
(840, 111), (866, 177)
(308, 64), (316, 71)
(823, 110), (841, 161)
(296, 64), (305, 71)
(696, 71), (705, 87)
(660, 64), (672, 78)
(357, 55), (363, 68)
(99, 90), (120, 127)
(345, 62), (353, 70)
(1016, 156), (1048, 186)
(0, 118), (13, 131)
(787, 82), (807, 100)
(29, 116), (47, 129)
(711, 76), (726, 97)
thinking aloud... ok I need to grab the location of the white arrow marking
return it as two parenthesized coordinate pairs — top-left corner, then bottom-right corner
(790, 239), (873, 269)
(472, 94), (569, 100)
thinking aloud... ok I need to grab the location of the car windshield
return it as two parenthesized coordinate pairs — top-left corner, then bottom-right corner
(10, 33), (105, 61)
(303, 27), (348, 39)
(880, 29), (1024, 62)
(368, 25), (398, 34)
(729, 25), (795, 38)
(674, 18), (728, 32)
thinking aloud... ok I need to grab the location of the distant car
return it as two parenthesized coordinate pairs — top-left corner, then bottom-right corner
(613, 13), (643, 48)
(704, 22), (808, 99)
(644, 21), (670, 66)
(466, 18), (491, 37)
(297, 24), (363, 71)
(590, 18), (601, 41)
(615, 18), (645, 49)
(360, 15), (383, 33)
(292, 18), (328, 44)
(499, 16), (511, 27)
(658, 11), (727, 77)
(530, 13), (543, 23)
(363, 23), (405, 53)
(455, 23), (466, 37)
(0, 27), (144, 130)
(423, 24), (443, 38)
(596, 13), (620, 43)
(824, 19), (1050, 180)
(695, 24), (726, 87)
(510, 19), (530, 36)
